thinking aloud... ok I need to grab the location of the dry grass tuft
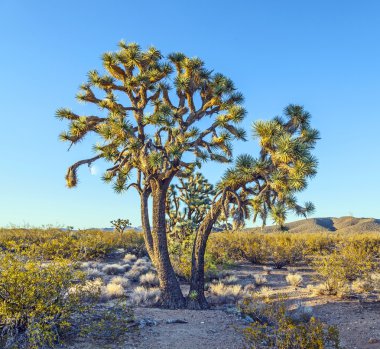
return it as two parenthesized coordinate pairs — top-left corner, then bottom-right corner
(221, 275), (239, 285)
(130, 286), (161, 306)
(102, 263), (128, 275)
(110, 276), (130, 288)
(209, 282), (250, 305)
(123, 253), (137, 263)
(351, 279), (374, 293)
(126, 265), (149, 281)
(253, 274), (268, 286)
(244, 283), (256, 293)
(103, 282), (125, 299)
(286, 273), (303, 287)
(85, 267), (105, 279)
(139, 272), (159, 287)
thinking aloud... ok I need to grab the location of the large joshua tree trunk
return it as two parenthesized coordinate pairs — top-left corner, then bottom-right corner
(187, 201), (223, 309)
(151, 181), (186, 309)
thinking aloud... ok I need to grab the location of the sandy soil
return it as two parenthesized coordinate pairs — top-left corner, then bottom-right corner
(124, 308), (246, 349)
(64, 257), (380, 349)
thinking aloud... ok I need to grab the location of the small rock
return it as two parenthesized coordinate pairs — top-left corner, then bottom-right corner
(166, 319), (188, 324)
(224, 306), (240, 315)
(138, 318), (158, 328)
(243, 315), (254, 323)
(368, 338), (380, 344)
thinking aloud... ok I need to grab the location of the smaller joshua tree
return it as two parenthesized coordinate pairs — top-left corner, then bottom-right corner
(166, 172), (215, 241)
(187, 105), (319, 308)
(110, 218), (132, 234)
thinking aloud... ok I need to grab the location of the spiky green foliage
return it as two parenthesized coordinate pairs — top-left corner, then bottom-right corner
(215, 105), (319, 229)
(110, 218), (132, 234)
(57, 42), (246, 191)
(166, 172), (215, 240)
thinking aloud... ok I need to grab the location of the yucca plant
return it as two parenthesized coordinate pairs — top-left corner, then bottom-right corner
(188, 105), (319, 309)
(166, 171), (215, 240)
(57, 42), (247, 308)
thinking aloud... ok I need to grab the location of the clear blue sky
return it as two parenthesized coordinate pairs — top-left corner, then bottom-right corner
(1, 1), (379, 228)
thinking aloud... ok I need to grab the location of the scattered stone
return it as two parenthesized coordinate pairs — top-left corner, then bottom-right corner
(243, 315), (253, 323)
(166, 319), (188, 324)
(224, 306), (240, 315)
(368, 338), (380, 344)
(138, 318), (158, 328)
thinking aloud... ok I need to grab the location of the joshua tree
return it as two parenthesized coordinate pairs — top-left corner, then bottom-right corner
(110, 218), (132, 234)
(187, 105), (319, 308)
(57, 42), (247, 308)
(166, 172), (215, 240)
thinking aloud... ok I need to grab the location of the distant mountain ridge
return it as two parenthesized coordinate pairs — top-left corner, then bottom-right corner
(88, 217), (380, 234)
(244, 216), (380, 234)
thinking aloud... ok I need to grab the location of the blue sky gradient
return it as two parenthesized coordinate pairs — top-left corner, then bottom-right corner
(1, 1), (379, 228)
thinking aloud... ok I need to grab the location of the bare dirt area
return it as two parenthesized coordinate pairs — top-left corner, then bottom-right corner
(312, 300), (380, 349)
(124, 308), (246, 349)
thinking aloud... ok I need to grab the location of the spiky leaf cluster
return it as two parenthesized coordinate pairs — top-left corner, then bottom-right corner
(216, 105), (319, 228)
(166, 172), (215, 239)
(57, 42), (246, 192)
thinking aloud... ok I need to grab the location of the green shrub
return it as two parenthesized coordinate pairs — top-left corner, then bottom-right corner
(0, 253), (89, 348)
(241, 297), (340, 349)
(169, 235), (218, 280)
(268, 236), (305, 269)
(313, 243), (374, 295)
(0, 228), (145, 260)
(239, 234), (267, 264)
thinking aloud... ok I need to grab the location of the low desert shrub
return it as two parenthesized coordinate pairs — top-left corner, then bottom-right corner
(123, 253), (137, 263)
(221, 275), (239, 285)
(253, 274), (268, 286)
(134, 257), (151, 267)
(169, 233), (219, 281)
(257, 286), (273, 299)
(69, 278), (103, 300)
(263, 266), (273, 275)
(241, 296), (340, 349)
(110, 276), (130, 288)
(126, 265), (149, 281)
(103, 283), (125, 299)
(102, 263), (128, 275)
(372, 273), (380, 291)
(209, 282), (250, 304)
(268, 236), (305, 269)
(351, 279), (374, 294)
(130, 286), (160, 306)
(139, 272), (159, 287)
(313, 244), (374, 295)
(78, 302), (134, 343)
(239, 235), (267, 264)
(286, 273), (303, 287)
(85, 267), (105, 279)
(0, 254), (88, 348)
(0, 228), (146, 261)
(244, 283), (257, 293)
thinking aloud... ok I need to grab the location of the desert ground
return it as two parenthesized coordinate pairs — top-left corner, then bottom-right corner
(1, 218), (379, 349)
(61, 243), (379, 349)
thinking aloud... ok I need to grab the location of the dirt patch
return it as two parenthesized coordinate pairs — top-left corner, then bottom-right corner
(124, 308), (246, 349)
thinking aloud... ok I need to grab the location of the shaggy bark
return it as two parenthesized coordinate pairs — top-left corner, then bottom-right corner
(151, 181), (186, 309)
(187, 200), (223, 309)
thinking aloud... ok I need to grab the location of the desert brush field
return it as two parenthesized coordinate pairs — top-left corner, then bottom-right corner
(0, 223), (379, 349)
